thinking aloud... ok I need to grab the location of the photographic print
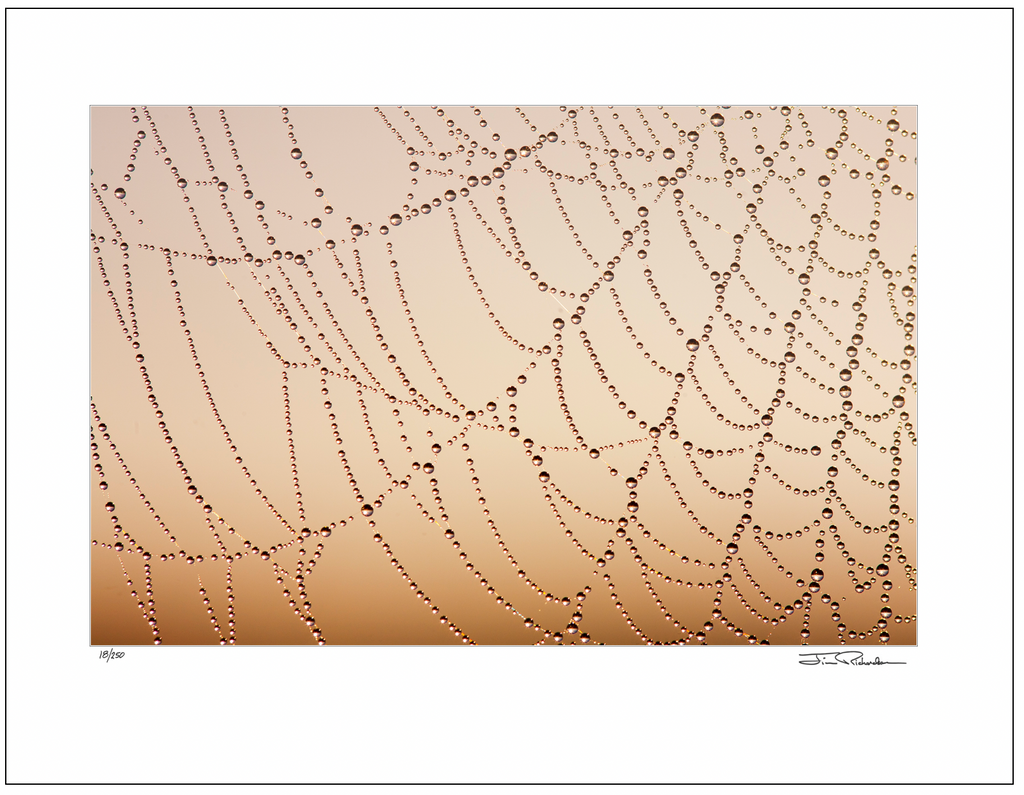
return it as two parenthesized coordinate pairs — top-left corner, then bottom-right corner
(90, 105), (917, 646)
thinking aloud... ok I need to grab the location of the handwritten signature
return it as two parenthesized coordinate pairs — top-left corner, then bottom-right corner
(798, 651), (905, 666)
(98, 648), (124, 662)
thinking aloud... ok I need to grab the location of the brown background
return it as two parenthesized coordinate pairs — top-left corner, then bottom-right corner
(91, 105), (917, 645)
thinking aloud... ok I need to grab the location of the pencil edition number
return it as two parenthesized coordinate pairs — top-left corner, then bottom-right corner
(98, 648), (124, 662)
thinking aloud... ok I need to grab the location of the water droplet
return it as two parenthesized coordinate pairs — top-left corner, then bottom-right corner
(811, 569), (825, 582)
(389, 214), (402, 227)
(638, 206), (649, 217)
(818, 175), (831, 187)
(444, 190), (457, 202)
(686, 339), (700, 352)
(553, 318), (565, 330)
(887, 119), (900, 132)
(351, 224), (363, 236)
(507, 386), (517, 397)
(291, 148), (302, 159)
(361, 504), (374, 517)
(176, 178), (187, 189)
(710, 113), (725, 127)
(114, 187), (126, 199)
(409, 161), (419, 171)
(663, 148), (675, 160)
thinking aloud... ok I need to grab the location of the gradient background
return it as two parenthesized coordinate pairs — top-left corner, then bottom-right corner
(8, 7), (1010, 786)
(91, 105), (917, 646)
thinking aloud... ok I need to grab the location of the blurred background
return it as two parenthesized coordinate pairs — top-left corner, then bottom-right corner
(90, 105), (917, 645)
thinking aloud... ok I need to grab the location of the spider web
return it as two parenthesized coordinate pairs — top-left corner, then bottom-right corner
(89, 105), (917, 645)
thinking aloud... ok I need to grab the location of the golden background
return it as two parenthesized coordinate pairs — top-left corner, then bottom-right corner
(90, 105), (917, 645)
